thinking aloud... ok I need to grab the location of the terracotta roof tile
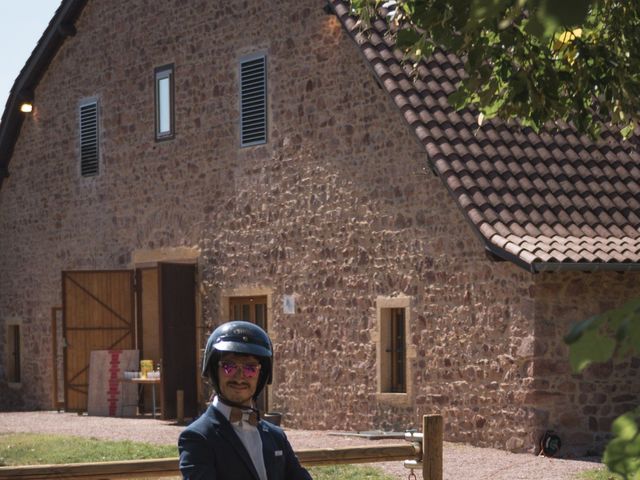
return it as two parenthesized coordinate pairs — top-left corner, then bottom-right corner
(332, 1), (640, 270)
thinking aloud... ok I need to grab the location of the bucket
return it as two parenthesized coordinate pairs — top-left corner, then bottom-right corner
(140, 360), (154, 379)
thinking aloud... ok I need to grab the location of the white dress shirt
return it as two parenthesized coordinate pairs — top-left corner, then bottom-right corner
(213, 396), (268, 480)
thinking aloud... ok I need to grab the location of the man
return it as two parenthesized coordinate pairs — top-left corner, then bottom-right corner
(178, 320), (312, 480)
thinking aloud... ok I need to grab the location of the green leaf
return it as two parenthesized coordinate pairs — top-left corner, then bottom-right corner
(448, 88), (470, 109)
(523, 15), (546, 38)
(603, 409), (640, 478)
(481, 94), (505, 117)
(564, 314), (600, 344)
(568, 327), (616, 372)
(396, 28), (421, 49)
(622, 315), (640, 357)
(621, 122), (636, 139)
(469, 0), (510, 23)
(608, 298), (640, 328)
(467, 45), (484, 69)
(540, 0), (593, 29)
(612, 412), (639, 442)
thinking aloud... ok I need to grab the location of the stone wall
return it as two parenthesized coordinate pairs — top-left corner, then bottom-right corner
(0, 0), (637, 455)
(526, 271), (640, 455)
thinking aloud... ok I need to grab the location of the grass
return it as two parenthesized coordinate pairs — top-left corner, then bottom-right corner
(577, 468), (623, 480)
(0, 433), (177, 466)
(309, 464), (395, 479)
(0, 433), (394, 479)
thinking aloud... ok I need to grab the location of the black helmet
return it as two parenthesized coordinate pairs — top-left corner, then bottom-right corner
(202, 321), (273, 400)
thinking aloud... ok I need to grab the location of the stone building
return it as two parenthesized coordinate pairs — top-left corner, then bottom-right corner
(0, 0), (639, 454)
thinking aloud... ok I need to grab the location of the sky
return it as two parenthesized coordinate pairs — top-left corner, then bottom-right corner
(0, 1), (61, 115)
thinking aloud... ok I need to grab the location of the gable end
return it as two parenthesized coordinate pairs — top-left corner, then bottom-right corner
(0, 0), (88, 188)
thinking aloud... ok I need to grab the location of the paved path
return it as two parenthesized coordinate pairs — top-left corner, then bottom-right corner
(0, 411), (605, 479)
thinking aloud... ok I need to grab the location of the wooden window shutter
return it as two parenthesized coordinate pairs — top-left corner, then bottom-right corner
(240, 54), (267, 146)
(79, 100), (99, 176)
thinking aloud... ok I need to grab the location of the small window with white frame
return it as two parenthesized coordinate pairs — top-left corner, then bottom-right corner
(155, 64), (174, 140)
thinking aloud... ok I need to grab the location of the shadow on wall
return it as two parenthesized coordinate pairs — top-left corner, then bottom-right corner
(0, 382), (26, 411)
(531, 270), (640, 457)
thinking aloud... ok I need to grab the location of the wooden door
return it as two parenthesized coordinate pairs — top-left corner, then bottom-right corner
(229, 296), (267, 330)
(159, 263), (197, 419)
(136, 267), (161, 414)
(228, 296), (268, 410)
(51, 307), (64, 410)
(62, 270), (135, 412)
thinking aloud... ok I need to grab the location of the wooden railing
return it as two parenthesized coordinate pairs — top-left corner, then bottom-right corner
(0, 415), (442, 480)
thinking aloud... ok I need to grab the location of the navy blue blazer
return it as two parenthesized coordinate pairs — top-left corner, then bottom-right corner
(178, 405), (312, 480)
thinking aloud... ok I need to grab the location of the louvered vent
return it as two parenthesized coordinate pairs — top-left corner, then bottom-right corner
(79, 101), (99, 176)
(240, 55), (267, 146)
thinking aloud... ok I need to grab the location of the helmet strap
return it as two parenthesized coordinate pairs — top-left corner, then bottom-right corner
(217, 395), (261, 419)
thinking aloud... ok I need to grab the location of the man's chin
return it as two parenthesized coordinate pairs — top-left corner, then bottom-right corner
(222, 387), (253, 404)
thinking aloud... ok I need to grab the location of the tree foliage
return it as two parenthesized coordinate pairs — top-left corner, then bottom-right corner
(348, 1), (640, 476)
(564, 299), (640, 479)
(604, 409), (640, 479)
(350, 0), (640, 138)
(564, 298), (640, 372)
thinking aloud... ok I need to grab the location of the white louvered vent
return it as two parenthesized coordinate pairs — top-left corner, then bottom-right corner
(240, 55), (267, 146)
(79, 101), (99, 176)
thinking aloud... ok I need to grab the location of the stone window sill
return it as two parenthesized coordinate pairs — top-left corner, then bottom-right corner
(376, 392), (411, 407)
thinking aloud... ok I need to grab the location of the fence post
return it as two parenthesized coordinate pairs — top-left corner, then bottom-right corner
(422, 414), (443, 480)
(176, 390), (184, 423)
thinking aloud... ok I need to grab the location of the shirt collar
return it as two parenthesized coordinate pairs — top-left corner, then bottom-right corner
(213, 396), (233, 421)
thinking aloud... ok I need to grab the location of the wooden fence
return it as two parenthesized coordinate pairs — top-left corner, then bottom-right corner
(0, 415), (442, 480)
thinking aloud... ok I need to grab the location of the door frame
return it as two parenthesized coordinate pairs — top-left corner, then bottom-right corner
(220, 287), (273, 411)
(132, 248), (201, 412)
(51, 306), (64, 410)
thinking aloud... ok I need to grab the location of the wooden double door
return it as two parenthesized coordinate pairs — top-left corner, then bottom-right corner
(62, 263), (197, 419)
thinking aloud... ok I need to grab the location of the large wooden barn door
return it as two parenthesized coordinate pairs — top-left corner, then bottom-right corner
(62, 270), (135, 412)
(158, 263), (197, 419)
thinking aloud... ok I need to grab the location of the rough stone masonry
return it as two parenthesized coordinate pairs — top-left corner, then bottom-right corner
(0, 0), (638, 456)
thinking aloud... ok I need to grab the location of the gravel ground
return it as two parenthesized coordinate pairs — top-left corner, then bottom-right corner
(0, 411), (605, 479)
